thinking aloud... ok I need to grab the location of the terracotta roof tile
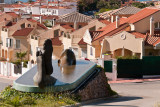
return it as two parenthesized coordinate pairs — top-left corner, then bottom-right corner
(60, 24), (75, 31)
(27, 18), (48, 30)
(42, 15), (59, 20)
(6, 12), (19, 18)
(56, 12), (93, 23)
(99, 6), (141, 19)
(94, 8), (160, 41)
(130, 32), (146, 38)
(98, 18), (111, 25)
(94, 18), (128, 41)
(40, 5), (71, 9)
(145, 31), (160, 46)
(37, 23), (48, 30)
(12, 28), (34, 37)
(126, 8), (159, 24)
(78, 38), (87, 45)
(52, 37), (62, 46)
(90, 31), (103, 40)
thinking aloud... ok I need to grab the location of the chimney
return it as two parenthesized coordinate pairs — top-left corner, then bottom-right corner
(116, 15), (120, 28)
(52, 18), (56, 26)
(74, 21), (77, 30)
(150, 16), (154, 36)
(111, 16), (114, 23)
(39, 16), (42, 24)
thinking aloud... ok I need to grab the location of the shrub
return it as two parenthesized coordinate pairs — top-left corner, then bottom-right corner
(0, 86), (79, 106)
(116, 55), (139, 59)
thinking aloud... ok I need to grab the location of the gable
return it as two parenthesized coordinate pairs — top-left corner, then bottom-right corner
(105, 31), (143, 53)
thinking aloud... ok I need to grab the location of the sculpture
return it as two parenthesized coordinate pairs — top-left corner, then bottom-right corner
(33, 39), (55, 89)
(58, 49), (76, 74)
(58, 49), (76, 66)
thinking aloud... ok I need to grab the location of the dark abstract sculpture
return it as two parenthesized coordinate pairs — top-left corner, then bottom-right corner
(33, 39), (55, 89)
(58, 49), (76, 66)
(58, 49), (76, 74)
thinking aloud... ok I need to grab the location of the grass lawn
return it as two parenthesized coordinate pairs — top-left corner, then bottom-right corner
(0, 86), (80, 107)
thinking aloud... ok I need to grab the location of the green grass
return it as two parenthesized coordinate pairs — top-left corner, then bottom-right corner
(0, 86), (80, 107)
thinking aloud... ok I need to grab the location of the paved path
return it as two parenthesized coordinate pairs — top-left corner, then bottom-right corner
(0, 77), (14, 91)
(83, 80), (160, 107)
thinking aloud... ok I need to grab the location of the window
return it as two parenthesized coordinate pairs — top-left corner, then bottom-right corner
(155, 22), (160, 29)
(67, 33), (70, 39)
(70, 25), (73, 28)
(64, 33), (66, 37)
(54, 29), (59, 37)
(6, 38), (13, 47)
(61, 31), (64, 36)
(35, 36), (38, 40)
(90, 47), (93, 56)
(2, 28), (4, 31)
(31, 35), (34, 39)
(21, 23), (25, 28)
(5, 29), (7, 32)
(28, 24), (31, 27)
(79, 25), (82, 28)
(16, 40), (20, 49)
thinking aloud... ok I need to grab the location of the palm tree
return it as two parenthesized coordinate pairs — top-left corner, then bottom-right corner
(16, 51), (27, 63)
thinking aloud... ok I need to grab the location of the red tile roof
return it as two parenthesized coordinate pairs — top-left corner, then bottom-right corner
(37, 23), (48, 30)
(125, 8), (159, 24)
(52, 37), (63, 46)
(40, 5), (71, 9)
(27, 18), (48, 30)
(6, 12), (19, 18)
(12, 28), (34, 37)
(130, 32), (146, 38)
(94, 8), (160, 42)
(145, 31), (160, 46)
(98, 18), (111, 25)
(5, 4), (25, 8)
(27, 18), (37, 23)
(60, 24), (75, 31)
(90, 31), (103, 40)
(94, 18), (128, 41)
(42, 15), (59, 20)
(78, 38), (87, 45)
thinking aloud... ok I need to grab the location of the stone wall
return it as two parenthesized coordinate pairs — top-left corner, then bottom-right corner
(78, 69), (111, 101)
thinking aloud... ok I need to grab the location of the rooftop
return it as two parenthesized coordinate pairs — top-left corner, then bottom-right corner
(56, 12), (93, 23)
(12, 28), (34, 37)
(78, 38), (87, 45)
(94, 8), (160, 41)
(99, 6), (141, 19)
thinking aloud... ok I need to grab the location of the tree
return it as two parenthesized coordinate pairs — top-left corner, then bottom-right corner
(96, 0), (108, 9)
(132, 2), (148, 9)
(28, 0), (33, 3)
(150, 2), (155, 6)
(16, 51), (27, 62)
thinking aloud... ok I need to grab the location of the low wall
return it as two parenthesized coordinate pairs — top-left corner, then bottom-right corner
(0, 61), (35, 78)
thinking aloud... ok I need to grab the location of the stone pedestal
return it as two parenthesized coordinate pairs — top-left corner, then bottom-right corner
(78, 69), (110, 101)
